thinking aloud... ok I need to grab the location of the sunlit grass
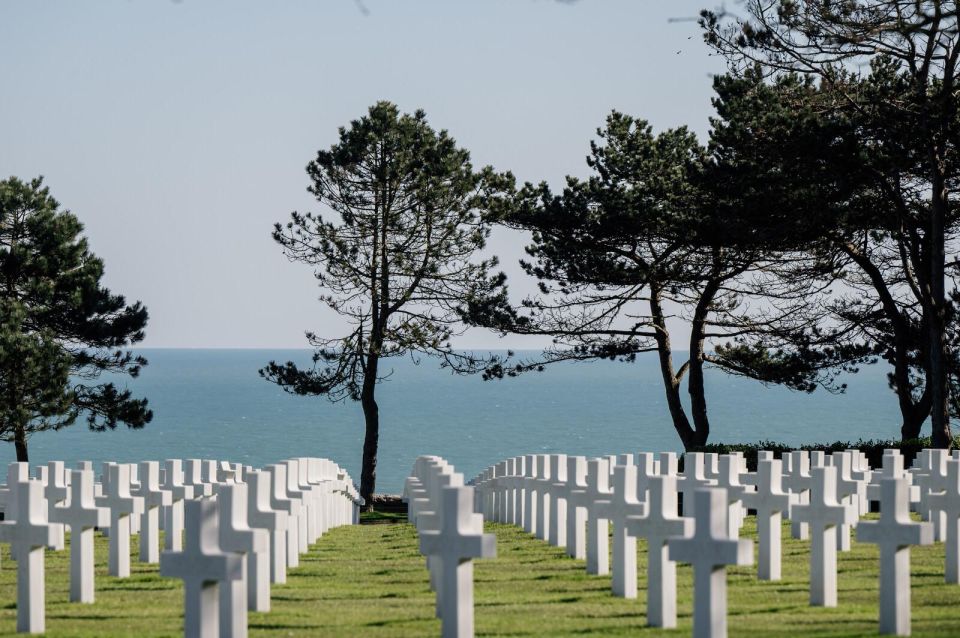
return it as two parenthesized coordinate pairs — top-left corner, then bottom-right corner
(0, 513), (956, 636)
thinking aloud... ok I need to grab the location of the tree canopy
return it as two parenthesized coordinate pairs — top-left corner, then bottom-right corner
(0, 176), (151, 461)
(261, 101), (508, 504)
(701, 0), (960, 446)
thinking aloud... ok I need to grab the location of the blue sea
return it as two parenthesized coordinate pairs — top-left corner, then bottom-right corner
(0, 349), (911, 493)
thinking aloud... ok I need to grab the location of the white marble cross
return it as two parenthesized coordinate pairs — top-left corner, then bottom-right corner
(668, 487), (752, 638)
(609, 463), (647, 598)
(508, 456), (524, 527)
(659, 452), (678, 477)
(419, 485), (496, 638)
(244, 468), (287, 598)
(535, 454), (551, 542)
(290, 458), (322, 544)
(0, 477), (57, 633)
(857, 477), (933, 636)
(912, 449), (948, 542)
(280, 460), (310, 554)
(636, 452), (659, 504)
(160, 498), (243, 638)
(927, 457), (960, 583)
(832, 451), (865, 551)
(562, 456), (589, 560)
(784, 451), (811, 540)
(741, 451), (773, 488)
(584, 457), (613, 576)
(810, 450), (828, 469)
(680, 453), (717, 517)
(49, 468), (109, 603)
(132, 461), (173, 564)
(217, 461), (242, 485)
(202, 460), (226, 495)
(545, 454), (568, 549)
(704, 453), (720, 482)
(494, 460), (509, 524)
(868, 452), (919, 505)
(497, 457), (516, 527)
(791, 466), (857, 607)
(184, 459), (213, 498)
(625, 474), (692, 628)
(161, 459), (195, 552)
(416, 464), (463, 605)
(522, 454), (538, 537)
(715, 455), (751, 537)
(97, 463), (145, 578)
(0, 463), (30, 550)
(43, 461), (68, 552)
(264, 464), (302, 569)
(217, 483), (268, 638)
(742, 458), (796, 580)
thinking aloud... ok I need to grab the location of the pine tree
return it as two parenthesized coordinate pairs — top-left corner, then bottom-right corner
(469, 105), (857, 450)
(0, 177), (151, 462)
(701, 0), (959, 446)
(261, 102), (508, 506)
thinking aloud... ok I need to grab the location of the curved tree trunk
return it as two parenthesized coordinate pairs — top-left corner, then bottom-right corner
(929, 174), (952, 448)
(358, 354), (380, 511)
(14, 424), (28, 463)
(687, 257), (724, 449)
(841, 242), (935, 443)
(650, 285), (697, 450)
(900, 384), (932, 441)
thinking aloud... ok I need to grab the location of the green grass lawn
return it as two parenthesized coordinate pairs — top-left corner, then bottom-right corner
(0, 514), (957, 636)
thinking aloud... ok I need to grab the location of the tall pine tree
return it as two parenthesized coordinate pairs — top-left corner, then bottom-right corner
(0, 177), (151, 461)
(261, 102), (508, 506)
(701, 0), (959, 447)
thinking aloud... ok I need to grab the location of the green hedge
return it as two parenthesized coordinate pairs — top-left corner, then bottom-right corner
(681, 436), (960, 472)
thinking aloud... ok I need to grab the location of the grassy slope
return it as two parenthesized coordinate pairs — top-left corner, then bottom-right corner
(0, 515), (957, 636)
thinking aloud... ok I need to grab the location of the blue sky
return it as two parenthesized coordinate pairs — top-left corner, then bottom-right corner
(1, 0), (726, 348)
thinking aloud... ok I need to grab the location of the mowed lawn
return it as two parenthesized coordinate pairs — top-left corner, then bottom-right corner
(0, 514), (957, 636)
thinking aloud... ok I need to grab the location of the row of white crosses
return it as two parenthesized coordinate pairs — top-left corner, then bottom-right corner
(0, 456), (363, 636)
(472, 448), (960, 637)
(404, 455), (496, 638)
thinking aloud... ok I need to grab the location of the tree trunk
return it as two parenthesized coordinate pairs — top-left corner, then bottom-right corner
(688, 261), (723, 449)
(649, 285), (697, 450)
(900, 385), (931, 441)
(841, 242), (932, 443)
(687, 353), (710, 448)
(13, 424), (28, 463)
(928, 164), (952, 449)
(358, 354), (380, 511)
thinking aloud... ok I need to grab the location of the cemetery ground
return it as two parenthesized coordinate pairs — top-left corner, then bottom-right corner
(0, 514), (957, 636)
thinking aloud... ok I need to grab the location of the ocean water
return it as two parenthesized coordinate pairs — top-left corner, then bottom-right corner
(0, 349), (909, 493)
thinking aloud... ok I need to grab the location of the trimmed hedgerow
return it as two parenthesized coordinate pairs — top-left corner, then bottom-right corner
(683, 436), (960, 472)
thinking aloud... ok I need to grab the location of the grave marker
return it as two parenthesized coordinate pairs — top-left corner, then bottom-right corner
(161, 459), (196, 552)
(97, 463), (145, 578)
(927, 457), (960, 583)
(742, 459), (795, 580)
(791, 466), (857, 607)
(584, 458), (613, 576)
(668, 488), (752, 638)
(419, 486), (496, 638)
(160, 498), (243, 638)
(625, 474), (692, 628)
(217, 483), (269, 637)
(132, 461), (173, 564)
(244, 469), (288, 596)
(48, 469), (109, 603)
(857, 477), (934, 636)
(609, 464), (647, 598)
(0, 477), (57, 633)
(562, 456), (589, 560)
